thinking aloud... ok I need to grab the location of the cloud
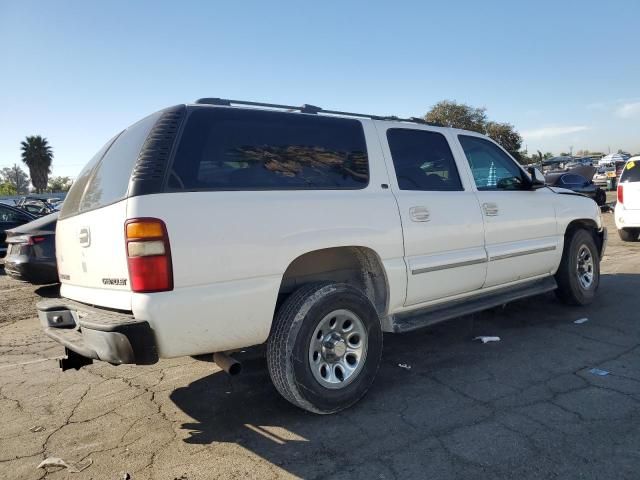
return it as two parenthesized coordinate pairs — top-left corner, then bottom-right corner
(616, 101), (640, 118)
(521, 125), (589, 140)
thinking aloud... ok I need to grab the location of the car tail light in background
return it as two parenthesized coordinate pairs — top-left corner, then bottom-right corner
(125, 218), (173, 293)
(617, 184), (624, 204)
(29, 236), (46, 245)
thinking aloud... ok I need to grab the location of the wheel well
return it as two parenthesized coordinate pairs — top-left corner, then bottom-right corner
(278, 247), (388, 316)
(564, 219), (603, 252)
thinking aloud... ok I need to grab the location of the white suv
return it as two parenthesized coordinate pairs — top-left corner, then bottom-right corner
(615, 156), (640, 241)
(38, 98), (606, 413)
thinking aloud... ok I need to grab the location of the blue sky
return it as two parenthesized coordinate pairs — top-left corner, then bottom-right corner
(1, 0), (639, 178)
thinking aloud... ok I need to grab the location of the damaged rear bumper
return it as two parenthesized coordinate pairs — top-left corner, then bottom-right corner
(37, 298), (158, 368)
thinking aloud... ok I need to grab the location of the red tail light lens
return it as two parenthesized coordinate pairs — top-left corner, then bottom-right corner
(28, 236), (46, 245)
(617, 184), (624, 204)
(125, 219), (173, 293)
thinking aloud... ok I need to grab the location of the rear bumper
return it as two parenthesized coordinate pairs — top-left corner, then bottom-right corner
(615, 206), (640, 229)
(37, 298), (158, 366)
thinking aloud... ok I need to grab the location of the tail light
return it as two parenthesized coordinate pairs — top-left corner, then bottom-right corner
(125, 218), (173, 293)
(617, 184), (624, 204)
(29, 236), (46, 245)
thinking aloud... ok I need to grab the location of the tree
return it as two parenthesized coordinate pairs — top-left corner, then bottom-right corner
(424, 100), (526, 160)
(484, 121), (522, 160)
(425, 100), (487, 133)
(20, 135), (53, 193)
(48, 176), (73, 192)
(0, 164), (29, 194)
(0, 182), (16, 196)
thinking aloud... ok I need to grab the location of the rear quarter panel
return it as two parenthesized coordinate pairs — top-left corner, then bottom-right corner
(128, 188), (404, 356)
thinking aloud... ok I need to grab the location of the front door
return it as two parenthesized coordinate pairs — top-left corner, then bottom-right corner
(456, 134), (560, 288)
(379, 125), (487, 306)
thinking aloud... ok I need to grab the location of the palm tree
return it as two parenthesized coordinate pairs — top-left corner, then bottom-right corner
(20, 135), (53, 193)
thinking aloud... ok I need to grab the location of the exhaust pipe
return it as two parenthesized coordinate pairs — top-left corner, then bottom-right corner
(213, 352), (242, 376)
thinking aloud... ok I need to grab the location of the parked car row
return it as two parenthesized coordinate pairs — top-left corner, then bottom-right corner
(0, 203), (36, 257)
(544, 166), (607, 206)
(4, 213), (59, 284)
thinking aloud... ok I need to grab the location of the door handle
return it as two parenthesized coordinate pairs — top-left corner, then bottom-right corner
(482, 203), (499, 216)
(409, 206), (430, 222)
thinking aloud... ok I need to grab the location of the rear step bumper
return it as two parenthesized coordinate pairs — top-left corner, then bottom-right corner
(37, 298), (158, 368)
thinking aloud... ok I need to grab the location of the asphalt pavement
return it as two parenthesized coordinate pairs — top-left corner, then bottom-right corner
(0, 210), (638, 479)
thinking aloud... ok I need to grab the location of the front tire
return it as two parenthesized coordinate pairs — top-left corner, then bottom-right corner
(555, 229), (600, 305)
(267, 282), (383, 414)
(618, 228), (639, 242)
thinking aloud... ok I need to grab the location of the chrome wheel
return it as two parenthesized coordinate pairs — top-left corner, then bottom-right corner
(308, 309), (368, 389)
(576, 245), (594, 289)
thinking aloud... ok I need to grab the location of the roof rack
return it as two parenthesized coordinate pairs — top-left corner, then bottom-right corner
(194, 97), (441, 126)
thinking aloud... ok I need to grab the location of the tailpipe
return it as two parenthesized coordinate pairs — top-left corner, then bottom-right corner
(213, 352), (242, 376)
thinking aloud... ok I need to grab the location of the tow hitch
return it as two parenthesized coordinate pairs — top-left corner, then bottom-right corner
(59, 348), (93, 371)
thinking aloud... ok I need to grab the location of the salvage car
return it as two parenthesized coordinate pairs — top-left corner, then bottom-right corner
(544, 166), (607, 206)
(0, 203), (36, 257)
(4, 213), (59, 284)
(615, 156), (640, 241)
(37, 98), (606, 414)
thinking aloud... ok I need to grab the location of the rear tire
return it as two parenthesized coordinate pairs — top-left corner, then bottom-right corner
(618, 228), (639, 242)
(267, 282), (383, 414)
(555, 229), (600, 305)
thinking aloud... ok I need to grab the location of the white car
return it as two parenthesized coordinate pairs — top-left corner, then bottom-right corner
(38, 98), (606, 413)
(615, 156), (640, 241)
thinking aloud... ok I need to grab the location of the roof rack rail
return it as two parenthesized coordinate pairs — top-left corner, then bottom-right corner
(194, 97), (441, 126)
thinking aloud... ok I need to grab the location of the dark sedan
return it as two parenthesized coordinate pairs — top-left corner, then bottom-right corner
(4, 213), (58, 284)
(0, 203), (37, 257)
(545, 168), (607, 206)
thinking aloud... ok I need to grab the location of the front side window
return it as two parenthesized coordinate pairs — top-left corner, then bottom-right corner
(170, 108), (369, 191)
(387, 129), (462, 191)
(458, 135), (525, 191)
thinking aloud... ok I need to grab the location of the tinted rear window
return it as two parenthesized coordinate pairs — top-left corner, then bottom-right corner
(169, 108), (369, 190)
(60, 112), (160, 219)
(620, 161), (640, 183)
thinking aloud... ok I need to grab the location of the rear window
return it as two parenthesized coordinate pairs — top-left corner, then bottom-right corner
(620, 161), (640, 183)
(60, 112), (161, 219)
(169, 108), (369, 191)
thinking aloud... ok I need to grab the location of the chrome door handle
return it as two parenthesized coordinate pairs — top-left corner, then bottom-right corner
(482, 203), (499, 216)
(409, 206), (430, 222)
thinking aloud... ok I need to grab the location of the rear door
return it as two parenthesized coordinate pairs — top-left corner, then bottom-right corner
(56, 111), (161, 309)
(378, 124), (487, 306)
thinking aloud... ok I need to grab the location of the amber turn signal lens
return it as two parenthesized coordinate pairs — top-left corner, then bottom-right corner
(126, 221), (163, 239)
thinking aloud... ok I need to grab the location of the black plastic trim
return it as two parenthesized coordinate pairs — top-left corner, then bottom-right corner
(389, 276), (558, 333)
(128, 105), (187, 197)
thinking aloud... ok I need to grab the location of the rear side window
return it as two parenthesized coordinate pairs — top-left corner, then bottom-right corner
(60, 112), (161, 219)
(620, 161), (640, 183)
(387, 129), (462, 191)
(169, 108), (369, 190)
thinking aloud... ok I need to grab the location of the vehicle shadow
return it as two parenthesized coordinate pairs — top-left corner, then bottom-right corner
(171, 273), (639, 478)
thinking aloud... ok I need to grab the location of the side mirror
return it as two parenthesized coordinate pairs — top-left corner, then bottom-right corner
(527, 167), (546, 189)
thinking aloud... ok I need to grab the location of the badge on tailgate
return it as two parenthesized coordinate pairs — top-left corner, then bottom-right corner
(78, 226), (91, 247)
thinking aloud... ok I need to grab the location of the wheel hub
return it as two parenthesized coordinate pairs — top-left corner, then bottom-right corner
(322, 332), (347, 361)
(308, 309), (368, 389)
(576, 245), (594, 289)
